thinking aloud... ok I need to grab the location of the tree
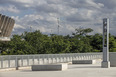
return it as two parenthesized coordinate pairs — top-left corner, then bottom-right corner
(72, 27), (93, 36)
(109, 35), (116, 52)
(1, 35), (36, 55)
(2, 27), (116, 55)
(90, 33), (102, 52)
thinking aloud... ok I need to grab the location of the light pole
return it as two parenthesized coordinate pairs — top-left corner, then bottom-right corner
(102, 18), (110, 68)
(57, 18), (60, 35)
(30, 26), (32, 32)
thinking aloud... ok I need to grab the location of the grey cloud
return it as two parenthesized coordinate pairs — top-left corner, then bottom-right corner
(1, 0), (116, 35)
(94, 0), (116, 9)
(66, 14), (92, 22)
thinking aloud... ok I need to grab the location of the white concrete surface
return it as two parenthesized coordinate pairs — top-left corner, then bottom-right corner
(1, 64), (116, 77)
(109, 52), (116, 67)
(101, 61), (110, 68)
(31, 63), (68, 71)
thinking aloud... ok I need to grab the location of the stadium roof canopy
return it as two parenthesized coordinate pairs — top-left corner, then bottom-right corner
(0, 14), (15, 41)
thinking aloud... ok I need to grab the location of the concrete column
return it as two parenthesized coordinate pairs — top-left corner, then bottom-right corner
(7, 19), (15, 37)
(102, 18), (110, 68)
(2, 16), (10, 37)
(0, 14), (2, 35)
(0, 14), (2, 31)
(6, 19), (13, 37)
(4, 18), (12, 37)
(0, 15), (6, 37)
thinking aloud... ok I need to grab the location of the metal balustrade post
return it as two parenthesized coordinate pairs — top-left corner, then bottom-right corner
(54, 55), (55, 63)
(55, 55), (57, 63)
(72, 54), (74, 60)
(33, 56), (35, 65)
(38, 55), (40, 64)
(70, 54), (71, 61)
(51, 55), (53, 63)
(64, 55), (65, 62)
(59, 54), (62, 63)
(42, 55), (44, 64)
(61, 55), (63, 62)
(16, 57), (20, 70)
(57, 55), (58, 63)
(70, 54), (72, 61)
(44, 55), (46, 64)
(66, 54), (69, 62)
(75, 54), (77, 60)
(69, 55), (71, 61)
(60, 55), (61, 63)
(48, 55), (50, 64)
(65, 55), (66, 62)
(63, 55), (65, 62)
(58, 55), (59, 63)
(58, 54), (60, 63)
(50, 54), (52, 63)
(8, 56), (10, 68)
(66, 55), (68, 62)
(15, 56), (18, 70)
(45, 55), (47, 64)
(56, 55), (57, 63)
(27, 55), (29, 66)
(1, 56), (3, 69)
(21, 56), (23, 66)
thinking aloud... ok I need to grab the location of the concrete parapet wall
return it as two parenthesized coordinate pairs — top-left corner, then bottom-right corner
(0, 53), (102, 69)
(109, 52), (116, 67)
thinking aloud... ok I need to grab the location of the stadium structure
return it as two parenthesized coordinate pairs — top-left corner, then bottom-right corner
(0, 14), (15, 41)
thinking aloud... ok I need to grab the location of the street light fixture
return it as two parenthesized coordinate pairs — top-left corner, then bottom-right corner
(102, 18), (110, 68)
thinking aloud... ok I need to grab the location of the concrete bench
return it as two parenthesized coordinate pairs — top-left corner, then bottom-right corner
(31, 63), (68, 71)
(72, 60), (96, 64)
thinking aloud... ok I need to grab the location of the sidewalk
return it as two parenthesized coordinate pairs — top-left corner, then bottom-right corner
(0, 64), (116, 77)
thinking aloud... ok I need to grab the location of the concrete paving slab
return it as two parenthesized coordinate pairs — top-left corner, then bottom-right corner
(1, 64), (116, 77)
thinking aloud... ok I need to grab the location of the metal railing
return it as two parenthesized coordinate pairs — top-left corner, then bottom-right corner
(0, 53), (102, 69)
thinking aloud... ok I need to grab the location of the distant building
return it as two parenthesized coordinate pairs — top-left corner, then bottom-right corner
(0, 14), (15, 41)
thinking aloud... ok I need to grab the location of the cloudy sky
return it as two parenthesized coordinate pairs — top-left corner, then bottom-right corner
(0, 0), (116, 35)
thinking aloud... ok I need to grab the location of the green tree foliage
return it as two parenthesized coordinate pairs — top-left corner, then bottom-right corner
(1, 27), (116, 55)
(109, 35), (116, 52)
(70, 27), (93, 53)
(72, 27), (93, 36)
(1, 35), (36, 55)
(90, 33), (102, 52)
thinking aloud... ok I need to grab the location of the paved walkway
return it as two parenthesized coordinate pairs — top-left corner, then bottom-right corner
(0, 64), (116, 77)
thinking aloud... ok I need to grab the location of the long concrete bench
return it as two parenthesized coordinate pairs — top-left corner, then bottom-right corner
(72, 60), (96, 64)
(31, 63), (68, 71)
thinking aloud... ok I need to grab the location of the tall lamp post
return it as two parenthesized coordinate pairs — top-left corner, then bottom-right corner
(102, 18), (110, 68)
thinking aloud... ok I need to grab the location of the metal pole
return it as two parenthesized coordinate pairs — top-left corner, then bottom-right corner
(16, 57), (20, 70)
(102, 18), (110, 68)
(27, 55), (29, 66)
(1, 56), (3, 68)
(57, 18), (60, 35)
(8, 56), (10, 68)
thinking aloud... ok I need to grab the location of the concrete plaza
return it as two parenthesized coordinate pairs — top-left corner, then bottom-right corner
(0, 64), (116, 77)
